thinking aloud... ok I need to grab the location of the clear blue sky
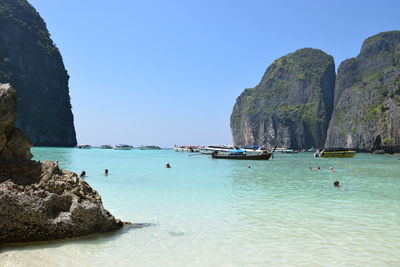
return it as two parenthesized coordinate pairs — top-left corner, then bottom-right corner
(29, 0), (400, 147)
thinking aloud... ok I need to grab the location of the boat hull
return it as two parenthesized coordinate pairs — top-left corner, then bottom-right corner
(319, 151), (356, 158)
(211, 152), (273, 160)
(114, 145), (133, 150)
(174, 146), (199, 152)
(199, 149), (214, 154)
(76, 145), (91, 149)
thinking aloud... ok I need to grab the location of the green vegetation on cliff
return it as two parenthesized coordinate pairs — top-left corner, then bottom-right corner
(231, 48), (335, 149)
(326, 31), (400, 151)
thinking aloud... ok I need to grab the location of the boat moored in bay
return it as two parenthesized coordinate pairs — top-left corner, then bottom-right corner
(114, 144), (133, 150)
(281, 148), (298, 153)
(199, 144), (239, 154)
(314, 148), (356, 158)
(239, 146), (269, 155)
(140, 145), (161, 150)
(174, 145), (200, 152)
(211, 150), (273, 160)
(76, 144), (91, 149)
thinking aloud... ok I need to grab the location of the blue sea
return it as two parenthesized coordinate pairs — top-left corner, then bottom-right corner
(2, 148), (400, 266)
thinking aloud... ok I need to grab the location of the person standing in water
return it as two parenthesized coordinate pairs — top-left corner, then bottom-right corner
(105, 169), (109, 176)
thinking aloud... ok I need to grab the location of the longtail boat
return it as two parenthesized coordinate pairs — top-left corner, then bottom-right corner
(211, 150), (273, 160)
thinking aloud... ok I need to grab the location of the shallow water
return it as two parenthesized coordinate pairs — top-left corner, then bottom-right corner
(1, 148), (400, 266)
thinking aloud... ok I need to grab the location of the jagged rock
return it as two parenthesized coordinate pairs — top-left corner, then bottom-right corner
(0, 161), (123, 243)
(0, 83), (32, 159)
(0, 85), (123, 244)
(325, 31), (400, 152)
(0, 0), (76, 147)
(0, 161), (123, 244)
(230, 48), (335, 149)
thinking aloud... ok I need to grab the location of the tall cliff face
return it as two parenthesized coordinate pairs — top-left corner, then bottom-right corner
(0, 0), (76, 147)
(231, 48), (335, 149)
(325, 31), (400, 151)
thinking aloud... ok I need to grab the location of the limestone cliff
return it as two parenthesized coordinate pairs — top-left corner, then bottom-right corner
(231, 48), (335, 149)
(0, 84), (123, 244)
(0, 0), (76, 147)
(325, 31), (400, 152)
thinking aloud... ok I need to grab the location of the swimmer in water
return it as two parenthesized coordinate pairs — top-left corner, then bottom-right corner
(333, 180), (340, 187)
(105, 169), (109, 176)
(316, 165), (321, 170)
(308, 166), (312, 171)
(80, 171), (86, 178)
(165, 163), (171, 168)
(329, 167), (335, 174)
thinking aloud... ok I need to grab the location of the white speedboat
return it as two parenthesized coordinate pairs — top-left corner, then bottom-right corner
(198, 145), (239, 154)
(174, 146), (200, 152)
(140, 145), (161, 150)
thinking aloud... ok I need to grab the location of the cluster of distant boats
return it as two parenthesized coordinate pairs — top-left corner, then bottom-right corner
(174, 145), (274, 160)
(76, 144), (161, 150)
(76, 143), (356, 160)
(174, 145), (357, 160)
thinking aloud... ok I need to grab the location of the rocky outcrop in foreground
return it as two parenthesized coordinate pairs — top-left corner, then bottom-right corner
(325, 31), (400, 152)
(0, 84), (122, 244)
(0, 0), (76, 146)
(231, 48), (335, 149)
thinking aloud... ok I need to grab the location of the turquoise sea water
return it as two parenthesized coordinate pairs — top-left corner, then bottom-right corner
(1, 148), (400, 266)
